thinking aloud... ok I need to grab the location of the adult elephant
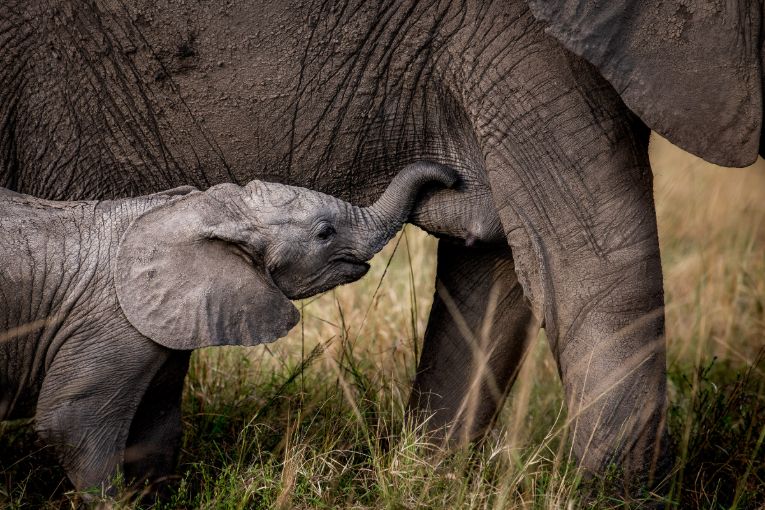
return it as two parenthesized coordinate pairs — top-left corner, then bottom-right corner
(5, 0), (753, 489)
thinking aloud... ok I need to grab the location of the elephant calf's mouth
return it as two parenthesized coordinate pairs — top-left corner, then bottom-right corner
(286, 259), (370, 300)
(334, 257), (371, 281)
(322, 257), (371, 289)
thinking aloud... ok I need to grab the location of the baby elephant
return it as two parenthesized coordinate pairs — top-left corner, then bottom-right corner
(0, 162), (456, 492)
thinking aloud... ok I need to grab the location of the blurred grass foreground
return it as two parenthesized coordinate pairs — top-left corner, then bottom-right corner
(1, 134), (764, 508)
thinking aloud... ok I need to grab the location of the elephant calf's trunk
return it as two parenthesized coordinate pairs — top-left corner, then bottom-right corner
(354, 162), (458, 258)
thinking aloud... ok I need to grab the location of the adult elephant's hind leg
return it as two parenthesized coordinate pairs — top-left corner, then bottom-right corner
(408, 241), (539, 444)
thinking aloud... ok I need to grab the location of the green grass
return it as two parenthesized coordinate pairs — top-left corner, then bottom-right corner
(1, 135), (764, 508)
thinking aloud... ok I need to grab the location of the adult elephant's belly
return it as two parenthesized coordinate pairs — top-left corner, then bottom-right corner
(6, 0), (503, 243)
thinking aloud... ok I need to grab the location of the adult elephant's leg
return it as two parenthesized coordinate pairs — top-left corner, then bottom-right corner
(123, 350), (191, 488)
(408, 241), (538, 444)
(468, 4), (670, 485)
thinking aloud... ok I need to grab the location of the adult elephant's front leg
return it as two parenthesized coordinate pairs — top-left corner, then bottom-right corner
(468, 5), (671, 486)
(408, 241), (538, 444)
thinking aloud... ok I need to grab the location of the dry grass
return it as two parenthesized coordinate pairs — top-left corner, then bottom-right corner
(1, 134), (764, 508)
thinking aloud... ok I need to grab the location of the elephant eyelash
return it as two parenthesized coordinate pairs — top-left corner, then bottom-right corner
(311, 221), (336, 241)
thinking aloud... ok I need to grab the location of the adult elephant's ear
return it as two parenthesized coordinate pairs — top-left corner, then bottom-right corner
(527, 0), (762, 167)
(114, 190), (300, 350)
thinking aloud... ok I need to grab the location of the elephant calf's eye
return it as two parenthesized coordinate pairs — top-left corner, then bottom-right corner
(315, 223), (336, 241)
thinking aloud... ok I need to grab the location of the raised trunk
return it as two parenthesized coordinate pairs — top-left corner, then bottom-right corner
(349, 162), (457, 259)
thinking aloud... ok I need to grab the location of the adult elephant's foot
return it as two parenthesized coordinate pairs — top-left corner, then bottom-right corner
(463, 3), (672, 490)
(408, 240), (538, 444)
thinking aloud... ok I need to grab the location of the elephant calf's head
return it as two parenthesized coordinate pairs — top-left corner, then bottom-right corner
(114, 161), (456, 351)
(243, 162), (457, 300)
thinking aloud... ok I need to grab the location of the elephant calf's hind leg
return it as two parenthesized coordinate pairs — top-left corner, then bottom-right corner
(123, 350), (190, 490)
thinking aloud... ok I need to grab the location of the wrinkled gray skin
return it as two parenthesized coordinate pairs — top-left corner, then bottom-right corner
(1, 0), (720, 490)
(528, 0), (765, 168)
(0, 162), (456, 490)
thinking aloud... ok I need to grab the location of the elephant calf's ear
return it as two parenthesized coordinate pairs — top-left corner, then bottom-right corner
(114, 194), (300, 350)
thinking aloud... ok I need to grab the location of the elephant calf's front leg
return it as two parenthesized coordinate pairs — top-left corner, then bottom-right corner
(35, 333), (169, 491)
(409, 241), (538, 444)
